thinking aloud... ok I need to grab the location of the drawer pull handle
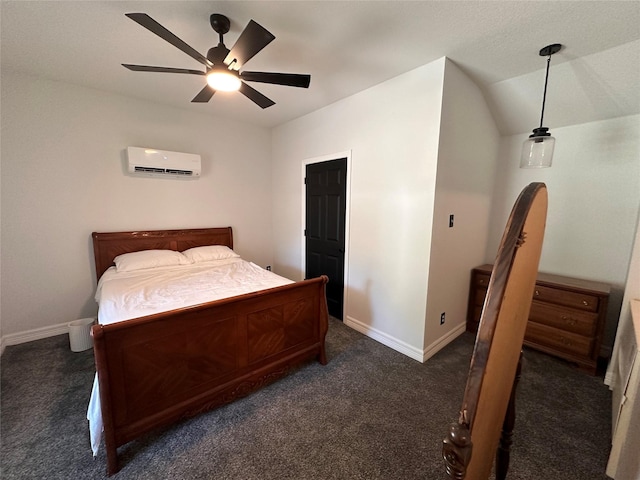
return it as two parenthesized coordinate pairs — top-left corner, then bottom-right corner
(534, 290), (540, 297)
(559, 336), (573, 346)
(561, 315), (576, 326)
(582, 300), (589, 306)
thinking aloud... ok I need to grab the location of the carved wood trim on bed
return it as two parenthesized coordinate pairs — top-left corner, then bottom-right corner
(92, 227), (233, 279)
(90, 227), (329, 476)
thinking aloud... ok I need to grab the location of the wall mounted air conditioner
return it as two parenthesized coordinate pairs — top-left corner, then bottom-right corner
(126, 147), (201, 178)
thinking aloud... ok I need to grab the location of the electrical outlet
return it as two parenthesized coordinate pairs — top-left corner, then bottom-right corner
(449, 214), (454, 228)
(440, 312), (446, 325)
(266, 265), (272, 271)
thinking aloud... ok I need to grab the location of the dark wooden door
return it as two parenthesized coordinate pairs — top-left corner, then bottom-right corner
(305, 158), (347, 320)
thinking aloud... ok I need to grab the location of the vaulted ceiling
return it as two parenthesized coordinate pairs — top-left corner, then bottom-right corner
(2, 1), (639, 135)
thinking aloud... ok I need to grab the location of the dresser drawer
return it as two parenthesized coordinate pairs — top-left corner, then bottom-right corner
(525, 321), (593, 358)
(467, 264), (609, 374)
(474, 273), (490, 289)
(529, 301), (598, 336)
(471, 305), (483, 323)
(474, 288), (487, 306)
(533, 285), (599, 312)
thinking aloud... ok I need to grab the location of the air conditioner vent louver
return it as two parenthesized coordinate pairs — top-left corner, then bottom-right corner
(127, 147), (201, 179)
(135, 166), (165, 174)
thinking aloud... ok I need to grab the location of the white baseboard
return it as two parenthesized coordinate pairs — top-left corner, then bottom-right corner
(1, 322), (71, 355)
(344, 315), (424, 362)
(422, 322), (467, 362)
(344, 315), (466, 363)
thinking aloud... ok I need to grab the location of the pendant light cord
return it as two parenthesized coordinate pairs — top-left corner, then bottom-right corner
(539, 55), (551, 129)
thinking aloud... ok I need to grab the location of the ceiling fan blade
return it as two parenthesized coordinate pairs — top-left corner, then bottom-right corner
(240, 71), (310, 88)
(191, 85), (216, 103)
(125, 13), (212, 68)
(224, 20), (275, 69)
(122, 64), (205, 75)
(239, 82), (275, 109)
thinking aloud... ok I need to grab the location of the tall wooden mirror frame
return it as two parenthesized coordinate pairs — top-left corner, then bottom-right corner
(443, 182), (548, 479)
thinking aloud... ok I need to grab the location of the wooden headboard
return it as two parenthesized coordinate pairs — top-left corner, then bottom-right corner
(92, 227), (233, 280)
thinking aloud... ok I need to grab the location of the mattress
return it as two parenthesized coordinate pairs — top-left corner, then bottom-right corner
(87, 258), (293, 455)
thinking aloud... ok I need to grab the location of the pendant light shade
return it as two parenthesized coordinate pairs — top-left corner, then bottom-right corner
(520, 44), (562, 169)
(521, 127), (556, 168)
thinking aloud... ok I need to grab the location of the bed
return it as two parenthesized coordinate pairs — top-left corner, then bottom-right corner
(88, 227), (329, 475)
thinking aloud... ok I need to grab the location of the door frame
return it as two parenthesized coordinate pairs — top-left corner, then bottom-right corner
(301, 150), (352, 319)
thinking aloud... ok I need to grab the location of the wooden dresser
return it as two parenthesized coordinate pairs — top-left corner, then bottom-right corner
(467, 264), (610, 374)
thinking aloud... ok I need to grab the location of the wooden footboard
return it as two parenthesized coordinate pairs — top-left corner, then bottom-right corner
(92, 275), (329, 475)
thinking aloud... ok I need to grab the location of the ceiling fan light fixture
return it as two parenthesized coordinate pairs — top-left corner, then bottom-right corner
(206, 68), (241, 91)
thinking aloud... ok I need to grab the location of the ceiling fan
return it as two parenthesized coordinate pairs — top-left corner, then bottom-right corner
(122, 13), (311, 108)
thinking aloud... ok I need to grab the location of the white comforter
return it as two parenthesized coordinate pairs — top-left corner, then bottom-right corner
(87, 258), (293, 455)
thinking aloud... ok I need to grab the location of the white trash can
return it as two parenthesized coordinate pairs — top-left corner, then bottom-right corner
(69, 317), (95, 352)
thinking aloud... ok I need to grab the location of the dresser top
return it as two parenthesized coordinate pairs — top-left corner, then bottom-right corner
(475, 264), (611, 295)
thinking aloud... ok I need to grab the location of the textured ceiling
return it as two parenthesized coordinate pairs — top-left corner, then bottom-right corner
(2, 1), (639, 135)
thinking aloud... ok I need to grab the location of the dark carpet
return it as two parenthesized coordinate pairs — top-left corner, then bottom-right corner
(1, 318), (612, 479)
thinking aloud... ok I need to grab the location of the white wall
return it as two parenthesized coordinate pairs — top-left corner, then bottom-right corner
(272, 59), (447, 360)
(424, 59), (500, 356)
(3, 66), (636, 364)
(1, 71), (273, 341)
(488, 114), (640, 349)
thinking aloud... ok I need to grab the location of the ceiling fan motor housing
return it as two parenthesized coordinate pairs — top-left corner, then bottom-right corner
(208, 15), (231, 66)
(207, 45), (230, 64)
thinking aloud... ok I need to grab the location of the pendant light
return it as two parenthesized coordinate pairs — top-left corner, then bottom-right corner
(521, 43), (562, 168)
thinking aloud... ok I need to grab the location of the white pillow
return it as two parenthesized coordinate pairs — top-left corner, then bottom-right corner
(114, 249), (191, 272)
(182, 245), (240, 263)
